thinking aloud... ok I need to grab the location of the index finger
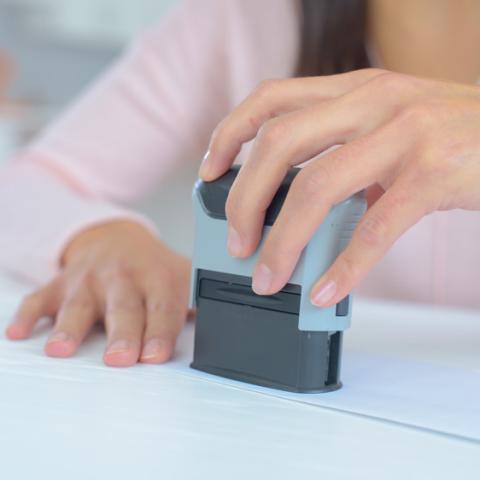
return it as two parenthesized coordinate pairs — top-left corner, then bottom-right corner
(250, 120), (410, 295)
(200, 68), (384, 181)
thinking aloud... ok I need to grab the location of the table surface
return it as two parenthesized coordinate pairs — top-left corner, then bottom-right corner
(0, 274), (479, 480)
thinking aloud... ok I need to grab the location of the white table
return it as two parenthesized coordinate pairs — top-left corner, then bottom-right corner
(0, 274), (479, 479)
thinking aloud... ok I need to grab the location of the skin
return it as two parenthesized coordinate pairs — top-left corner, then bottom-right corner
(6, 222), (192, 366)
(199, 71), (480, 307)
(6, 0), (480, 366)
(368, 0), (480, 83)
(197, 0), (480, 306)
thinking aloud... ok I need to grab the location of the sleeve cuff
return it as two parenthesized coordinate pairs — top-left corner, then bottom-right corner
(0, 162), (160, 285)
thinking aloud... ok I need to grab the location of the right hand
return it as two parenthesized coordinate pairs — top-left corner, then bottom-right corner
(5, 221), (192, 367)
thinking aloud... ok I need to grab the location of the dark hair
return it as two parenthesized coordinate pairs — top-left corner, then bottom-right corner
(297, 0), (370, 77)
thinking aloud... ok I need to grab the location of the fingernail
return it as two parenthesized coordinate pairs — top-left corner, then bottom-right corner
(45, 332), (76, 358)
(5, 322), (26, 340)
(199, 150), (211, 178)
(106, 340), (131, 355)
(47, 331), (70, 344)
(252, 263), (273, 294)
(311, 280), (337, 306)
(227, 226), (243, 256)
(141, 338), (163, 360)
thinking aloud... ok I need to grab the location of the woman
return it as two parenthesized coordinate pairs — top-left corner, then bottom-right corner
(3, 0), (480, 366)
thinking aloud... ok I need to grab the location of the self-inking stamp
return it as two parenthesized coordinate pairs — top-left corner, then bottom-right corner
(189, 166), (366, 393)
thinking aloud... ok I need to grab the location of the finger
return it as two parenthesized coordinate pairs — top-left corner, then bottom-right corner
(44, 283), (98, 358)
(201, 68), (385, 180)
(140, 278), (188, 364)
(102, 272), (145, 367)
(251, 123), (410, 295)
(365, 184), (385, 208)
(223, 77), (405, 259)
(310, 182), (432, 307)
(6, 279), (61, 340)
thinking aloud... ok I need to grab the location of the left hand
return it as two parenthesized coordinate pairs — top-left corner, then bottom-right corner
(199, 69), (480, 307)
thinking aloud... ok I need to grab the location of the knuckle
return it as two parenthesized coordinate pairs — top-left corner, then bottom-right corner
(254, 78), (283, 99)
(145, 324), (181, 341)
(367, 67), (387, 76)
(384, 187), (412, 210)
(107, 294), (143, 315)
(225, 196), (254, 234)
(355, 189), (411, 247)
(225, 189), (241, 221)
(370, 71), (411, 93)
(293, 165), (334, 202)
(147, 298), (184, 318)
(348, 68), (388, 86)
(435, 143), (471, 180)
(403, 142), (451, 186)
(65, 270), (93, 293)
(410, 153), (441, 181)
(142, 268), (165, 288)
(397, 102), (439, 130)
(225, 194), (263, 230)
(264, 234), (300, 260)
(338, 254), (362, 282)
(62, 292), (93, 312)
(100, 262), (131, 283)
(357, 214), (388, 247)
(256, 119), (290, 149)
(438, 138), (466, 162)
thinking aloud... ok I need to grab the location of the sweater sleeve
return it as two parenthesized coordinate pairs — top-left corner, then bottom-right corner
(0, 0), (230, 284)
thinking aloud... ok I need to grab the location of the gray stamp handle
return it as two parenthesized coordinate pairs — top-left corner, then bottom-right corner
(189, 166), (366, 393)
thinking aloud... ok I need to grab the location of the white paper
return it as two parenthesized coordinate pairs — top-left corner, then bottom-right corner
(168, 323), (480, 443)
(1, 275), (479, 443)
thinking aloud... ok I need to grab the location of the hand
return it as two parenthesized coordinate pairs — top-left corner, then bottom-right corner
(200, 69), (480, 307)
(6, 221), (192, 367)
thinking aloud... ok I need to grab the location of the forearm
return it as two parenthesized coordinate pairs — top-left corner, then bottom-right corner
(0, 160), (157, 284)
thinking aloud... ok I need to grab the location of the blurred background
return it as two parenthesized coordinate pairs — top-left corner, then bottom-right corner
(0, 0), (198, 256)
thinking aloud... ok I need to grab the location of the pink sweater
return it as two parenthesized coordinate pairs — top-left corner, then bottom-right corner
(1, 0), (479, 309)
